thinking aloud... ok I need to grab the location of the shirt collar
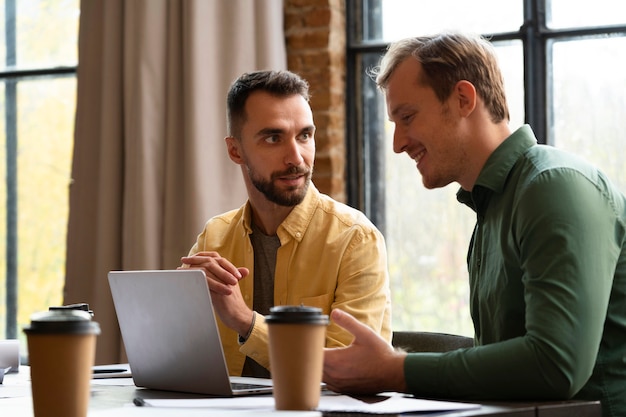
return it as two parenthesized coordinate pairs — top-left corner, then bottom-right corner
(457, 124), (537, 212)
(279, 183), (319, 242)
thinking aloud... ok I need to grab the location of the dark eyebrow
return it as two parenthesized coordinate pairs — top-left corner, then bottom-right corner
(254, 124), (315, 138)
(255, 127), (284, 137)
(300, 124), (316, 134)
(256, 125), (316, 136)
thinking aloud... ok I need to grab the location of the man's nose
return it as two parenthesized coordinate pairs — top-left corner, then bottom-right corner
(284, 138), (305, 166)
(392, 128), (406, 154)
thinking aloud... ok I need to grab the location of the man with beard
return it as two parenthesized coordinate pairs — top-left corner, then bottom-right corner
(180, 70), (391, 378)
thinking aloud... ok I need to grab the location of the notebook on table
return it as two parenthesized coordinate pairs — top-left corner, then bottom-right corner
(108, 269), (273, 396)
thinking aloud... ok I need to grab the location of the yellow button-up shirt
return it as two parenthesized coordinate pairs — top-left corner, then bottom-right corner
(189, 184), (391, 376)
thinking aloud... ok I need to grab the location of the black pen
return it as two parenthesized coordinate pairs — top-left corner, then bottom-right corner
(133, 397), (150, 407)
(93, 368), (127, 374)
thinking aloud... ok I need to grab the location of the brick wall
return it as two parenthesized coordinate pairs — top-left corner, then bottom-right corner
(284, 0), (346, 202)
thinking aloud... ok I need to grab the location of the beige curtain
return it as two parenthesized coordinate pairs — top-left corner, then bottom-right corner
(65, 0), (286, 365)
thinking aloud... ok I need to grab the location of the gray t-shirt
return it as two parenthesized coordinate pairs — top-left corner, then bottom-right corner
(241, 222), (280, 378)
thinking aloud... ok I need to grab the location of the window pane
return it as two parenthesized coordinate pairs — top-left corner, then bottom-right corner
(1, 0), (78, 342)
(0, 82), (5, 337)
(384, 168), (475, 335)
(550, 36), (626, 193)
(0, 77), (75, 341)
(379, 0), (522, 42)
(494, 41), (525, 128)
(548, 0), (626, 29)
(382, 43), (525, 335)
(20, 77), (75, 334)
(0, 0), (79, 70)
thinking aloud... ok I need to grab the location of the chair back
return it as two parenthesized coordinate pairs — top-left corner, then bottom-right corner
(392, 331), (473, 353)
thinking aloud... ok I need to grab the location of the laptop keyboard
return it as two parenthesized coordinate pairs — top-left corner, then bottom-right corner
(231, 381), (271, 390)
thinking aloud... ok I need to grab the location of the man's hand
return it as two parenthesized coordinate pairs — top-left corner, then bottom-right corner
(180, 251), (249, 295)
(179, 252), (253, 337)
(323, 309), (408, 394)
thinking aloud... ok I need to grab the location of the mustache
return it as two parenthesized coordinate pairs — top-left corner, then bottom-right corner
(271, 166), (311, 179)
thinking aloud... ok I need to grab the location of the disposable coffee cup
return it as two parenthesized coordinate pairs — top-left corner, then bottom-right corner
(24, 309), (100, 417)
(266, 305), (329, 411)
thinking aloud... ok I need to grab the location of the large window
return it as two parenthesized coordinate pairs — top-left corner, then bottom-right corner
(346, 0), (626, 335)
(1, 0), (79, 343)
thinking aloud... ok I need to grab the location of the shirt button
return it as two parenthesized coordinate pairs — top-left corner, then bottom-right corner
(295, 232), (302, 238)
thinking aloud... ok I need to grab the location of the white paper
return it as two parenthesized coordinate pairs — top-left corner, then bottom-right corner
(0, 366), (31, 399)
(143, 396), (276, 410)
(142, 392), (480, 414)
(89, 407), (320, 417)
(91, 377), (136, 386)
(317, 393), (480, 413)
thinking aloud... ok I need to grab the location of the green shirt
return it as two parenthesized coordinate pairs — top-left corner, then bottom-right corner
(404, 125), (626, 417)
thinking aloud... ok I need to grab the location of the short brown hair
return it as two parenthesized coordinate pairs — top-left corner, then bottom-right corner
(371, 33), (510, 123)
(226, 70), (310, 138)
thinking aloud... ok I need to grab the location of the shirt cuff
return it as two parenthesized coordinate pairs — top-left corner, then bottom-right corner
(238, 312), (256, 345)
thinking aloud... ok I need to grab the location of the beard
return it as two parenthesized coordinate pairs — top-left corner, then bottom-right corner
(248, 165), (313, 207)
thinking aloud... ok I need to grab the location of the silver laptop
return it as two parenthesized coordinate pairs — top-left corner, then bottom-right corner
(108, 269), (273, 396)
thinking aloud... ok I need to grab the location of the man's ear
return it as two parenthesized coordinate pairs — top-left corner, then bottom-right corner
(455, 80), (477, 117)
(225, 136), (244, 164)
